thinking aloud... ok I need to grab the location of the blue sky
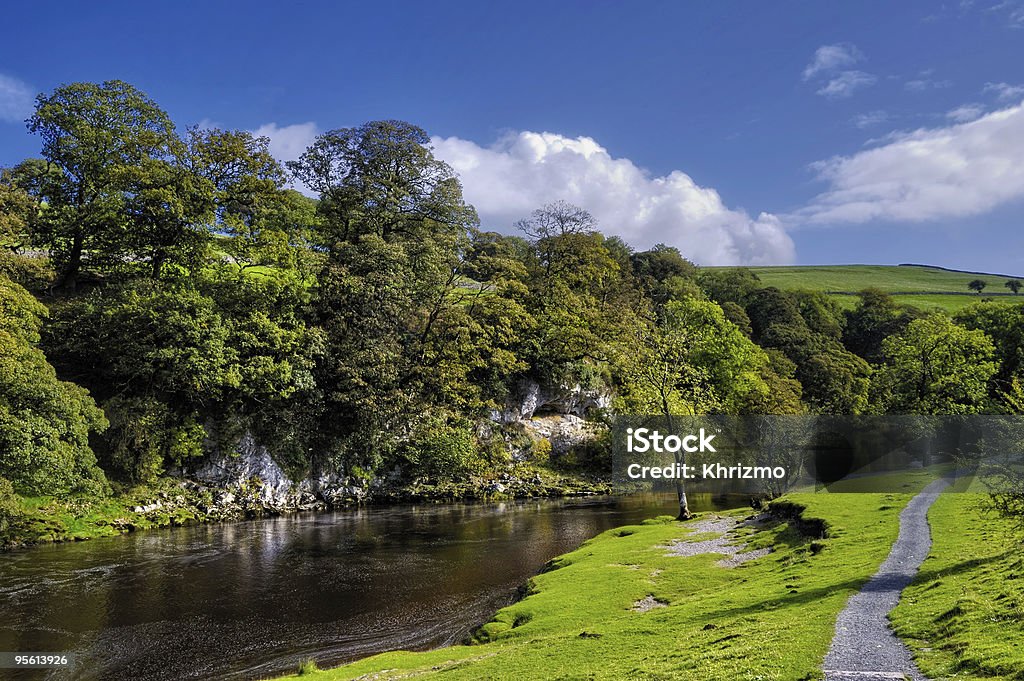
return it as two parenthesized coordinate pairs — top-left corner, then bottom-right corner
(1, 1), (1023, 270)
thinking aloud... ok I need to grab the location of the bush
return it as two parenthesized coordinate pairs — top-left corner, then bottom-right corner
(404, 416), (483, 480)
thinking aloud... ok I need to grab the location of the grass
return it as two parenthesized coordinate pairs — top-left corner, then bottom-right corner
(2, 479), (212, 548)
(276, 484), (938, 681)
(711, 264), (1024, 313)
(891, 492), (1024, 680)
(737, 265), (1023, 294)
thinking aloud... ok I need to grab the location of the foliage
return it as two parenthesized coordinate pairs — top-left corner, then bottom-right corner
(25, 80), (177, 288)
(967, 278), (988, 294)
(0, 274), (108, 494)
(4, 78), (1021, 502)
(955, 302), (1024, 399)
(872, 314), (997, 414)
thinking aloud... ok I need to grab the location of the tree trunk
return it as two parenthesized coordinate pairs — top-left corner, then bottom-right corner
(675, 476), (692, 520)
(58, 232), (84, 291)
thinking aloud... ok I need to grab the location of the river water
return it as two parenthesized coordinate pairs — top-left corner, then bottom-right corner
(0, 493), (742, 680)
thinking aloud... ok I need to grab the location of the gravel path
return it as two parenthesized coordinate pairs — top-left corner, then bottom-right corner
(665, 515), (772, 567)
(822, 478), (951, 681)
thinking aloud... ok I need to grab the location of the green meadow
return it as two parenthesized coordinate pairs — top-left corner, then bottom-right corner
(713, 264), (1024, 313)
(281, 476), (945, 680)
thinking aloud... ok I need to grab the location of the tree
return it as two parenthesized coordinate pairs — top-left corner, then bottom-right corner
(26, 81), (176, 289)
(0, 165), (53, 286)
(698, 267), (761, 305)
(289, 121), (486, 473)
(616, 299), (779, 518)
(746, 287), (871, 413)
(872, 314), (996, 414)
(1006, 279), (1022, 295)
(968, 279), (988, 295)
(843, 288), (921, 364)
(44, 281), (235, 481)
(288, 120), (475, 246)
(631, 244), (698, 304)
(955, 303), (1024, 395)
(0, 274), (107, 494)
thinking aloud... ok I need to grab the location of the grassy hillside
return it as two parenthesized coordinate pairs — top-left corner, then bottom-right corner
(715, 265), (1024, 313)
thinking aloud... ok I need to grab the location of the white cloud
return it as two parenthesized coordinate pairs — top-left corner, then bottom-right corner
(796, 101), (1024, 224)
(817, 71), (877, 99)
(0, 73), (35, 123)
(989, 0), (1024, 27)
(984, 81), (1024, 101)
(803, 44), (863, 81)
(852, 110), (889, 129)
(431, 131), (794, 265)
(251, 121), (319, 162)
(905, 76), (953, 92)
(946, 103), (986, 122)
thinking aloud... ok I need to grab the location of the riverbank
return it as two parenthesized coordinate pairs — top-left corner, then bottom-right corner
(275, 488), (926, 680)
(0, 465), (610, 550)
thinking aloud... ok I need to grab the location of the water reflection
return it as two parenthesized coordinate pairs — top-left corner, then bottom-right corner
(0, 493), (743, 680)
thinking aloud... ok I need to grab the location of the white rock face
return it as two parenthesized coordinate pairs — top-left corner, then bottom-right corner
(492, 379), (611, 423)
(186, 432), (359, 512)
(492, 379), (610, 460)
(520, 414), (600, 456)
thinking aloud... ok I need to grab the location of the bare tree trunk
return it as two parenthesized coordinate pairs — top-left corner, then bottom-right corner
(663, 408), (691, 520)
(675, 475), (692, 520)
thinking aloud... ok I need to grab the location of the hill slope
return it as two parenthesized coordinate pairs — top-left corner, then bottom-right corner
(714, 265), (1024, 312)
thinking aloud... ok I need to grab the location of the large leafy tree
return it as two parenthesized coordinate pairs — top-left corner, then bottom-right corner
(26, 80), (176, 289)
(0, 274), (107, 494)
(872, 314), (996, 415)
(746, 287), (871, 413)
(954, 303), (1024, 397)
(289, 121), (485, 471)
(44, 281), (234, 480)
(843, 288), (921, 364)
(122, 126), (291, 280)
(616, 298), (783, 518)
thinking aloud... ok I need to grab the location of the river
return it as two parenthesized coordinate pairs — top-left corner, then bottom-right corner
(0, 493), (743, 680)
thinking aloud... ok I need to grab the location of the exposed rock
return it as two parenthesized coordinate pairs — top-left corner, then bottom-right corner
(631, 595), (669, 612)
(178, 432), (341, 514)
(521, 414), (599, 456)
(492, 379), (610, 423)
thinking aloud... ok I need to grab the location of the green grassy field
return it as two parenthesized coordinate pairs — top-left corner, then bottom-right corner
(892, 493), (1024, 680)
(712, 264), (1024, 313)
(741, 265), (1023, 294)
(279, 474), (944, 681)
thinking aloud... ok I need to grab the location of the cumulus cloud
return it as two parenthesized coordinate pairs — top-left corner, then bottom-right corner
(985, 81), (1024, 101)
(431, 131), (794, 265)
(251, 121), (319, 162)
(803, 44), (863, 80)
(0, 73), (35, 123)
(796, 100), (1024, 224)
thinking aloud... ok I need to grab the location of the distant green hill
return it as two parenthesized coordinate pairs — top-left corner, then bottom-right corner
(711, 264), (1024, 312)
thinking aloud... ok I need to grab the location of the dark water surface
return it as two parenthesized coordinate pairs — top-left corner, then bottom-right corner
(0, 493), (742, 680)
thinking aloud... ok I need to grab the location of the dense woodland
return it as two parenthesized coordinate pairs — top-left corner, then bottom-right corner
(1, 81), (1023, 509)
